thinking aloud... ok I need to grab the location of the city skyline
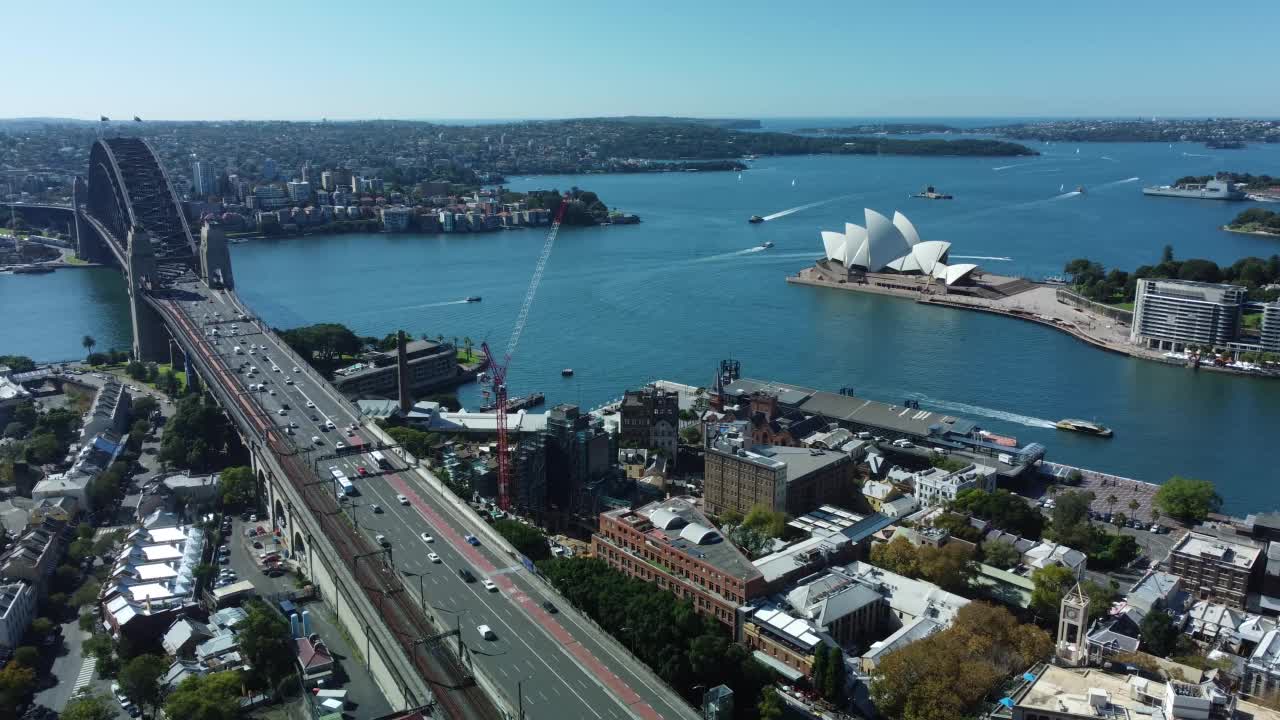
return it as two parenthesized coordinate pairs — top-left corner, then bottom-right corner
(9, 0), (1280, 120)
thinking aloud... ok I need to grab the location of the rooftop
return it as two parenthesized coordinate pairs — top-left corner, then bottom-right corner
(1173, 532), (1262, 569)
(609, 496), (762, 583)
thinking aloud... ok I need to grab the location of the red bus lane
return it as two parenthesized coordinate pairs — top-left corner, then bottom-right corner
(385, 475), (663, 720)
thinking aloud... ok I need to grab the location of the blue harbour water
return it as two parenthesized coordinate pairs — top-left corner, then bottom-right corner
(3, 136), (1279, 512)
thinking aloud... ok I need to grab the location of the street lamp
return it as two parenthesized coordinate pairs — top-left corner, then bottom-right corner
(401, 569), (430, 616)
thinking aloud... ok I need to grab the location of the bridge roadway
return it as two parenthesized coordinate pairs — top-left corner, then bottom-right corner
(152, 274), (697, 720)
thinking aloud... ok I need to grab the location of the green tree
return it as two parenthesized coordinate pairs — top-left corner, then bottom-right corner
(82, 335), (97, 360)
(1030, 565), (1077, 620)
(951, 488), (1045, 538)
(982, 539), (1021, 569)
(118, 654), (167, 719)
(758, 686), (784, 720)
(0, 660), (35, 707)
(218, 466), (255, 508)
(743, 504), (787, 538)
(1046, 490), (1095, 549)
(1139, 608), (1180, 658)
(12, 646), (38, 669)
(163, 672), (242, 720)
(238, 600), (294, 694)
(810, 645), (827, 693)
(822, 645), (844, 702)
(63, 694), (116, 720)
(870, 602), (1050, 720)
(493, 519), (549, 562)
(79, 613), (96, 632)
(917, 543), (977, 594)
(870, 536), (920, 577)
(29, 617), (54, 638)
(1154, 476), (1222, 522)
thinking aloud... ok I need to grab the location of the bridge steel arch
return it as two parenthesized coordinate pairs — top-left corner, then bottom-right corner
(86, 137), (197, 265)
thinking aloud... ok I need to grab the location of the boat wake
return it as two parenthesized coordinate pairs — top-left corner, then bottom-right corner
(1095, 176), (1140, 189)
(908, 395), (1057, 429)
(1100, 155), (1117, 162)
(1181, 152), (1212, 158)
(761, 193), (857, 221)
(992, 163), (1034, 171)
(951, 255), (1013, 262)
(1049, 190), (1083, 201)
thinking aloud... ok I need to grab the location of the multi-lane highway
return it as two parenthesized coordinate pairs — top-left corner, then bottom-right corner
(156, 275), (697, 720)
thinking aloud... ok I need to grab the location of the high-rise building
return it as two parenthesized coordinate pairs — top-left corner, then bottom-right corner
(286, 181), (312, 203)
(544, 404), (611, 519)
(262, 158), (278, 181)
(320, 170), (335, 191)
(300, 162), (311, 183)
(1261, 302), (1280, 353)
(192, 161), (216, 197)
(1130, 278), (1247, 351)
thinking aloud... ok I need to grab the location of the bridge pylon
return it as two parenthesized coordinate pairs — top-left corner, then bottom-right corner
(200, 221), (234, 289)
(126, 226), (168, 361)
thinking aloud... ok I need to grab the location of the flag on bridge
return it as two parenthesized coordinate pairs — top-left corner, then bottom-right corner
(99, 116), (109, 122)
(133, 116), (142, 122)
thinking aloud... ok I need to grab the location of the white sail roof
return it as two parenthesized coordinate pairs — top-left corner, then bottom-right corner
(818, 210), (978, 285)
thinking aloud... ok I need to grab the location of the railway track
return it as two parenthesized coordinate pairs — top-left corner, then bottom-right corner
(156, 294), (498, 720)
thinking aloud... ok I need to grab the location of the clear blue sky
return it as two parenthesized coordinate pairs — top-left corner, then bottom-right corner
(10, 0), (1280, 121)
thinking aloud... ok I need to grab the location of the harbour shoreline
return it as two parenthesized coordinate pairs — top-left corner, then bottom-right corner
(786, 269), (1280, 380)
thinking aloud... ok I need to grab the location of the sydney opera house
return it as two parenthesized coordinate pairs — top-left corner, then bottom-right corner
(814, 209), (980, 287)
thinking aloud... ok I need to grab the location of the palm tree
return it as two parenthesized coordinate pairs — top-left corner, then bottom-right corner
(463, 336), (474, 362)
(1128, 499), (1140, 515)
(82, 334), (96, 360)
(1106, 494), (1118, 516)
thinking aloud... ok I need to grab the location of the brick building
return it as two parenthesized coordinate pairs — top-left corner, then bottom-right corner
(620, 387), (680, 463)
(703, 421), (857, 517)
(593, 497), (766, 628)
(1167, 532), (1264, 609)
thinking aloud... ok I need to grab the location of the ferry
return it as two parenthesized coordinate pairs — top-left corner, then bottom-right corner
(561, 368), (574, 377)
(1055, 419), (1113, 438)
(911, 185), (953, 200)
(465, 296), (482, 303)
(1076, 185), (1086, 194)
(748, 215), (765, 224)
(756, 242), (774, 250)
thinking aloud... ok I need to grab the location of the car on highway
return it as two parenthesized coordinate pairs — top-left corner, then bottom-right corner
(371, 504), (383, 513)
(541, 600), (558, 614)
(428, 552), (441, 563)
(458, 568), (476, 582)
(293, 366), (300, 372)
(397, 494), (409, 505)
(420, 532), (434, 543)
(335, 442), (345, 452)
(465, 534), (480, 546)
(285, 378), (294, 385)
(477, 624), (495, 641)
(306, 401), (315, 408)
(482, 579), (498, 592)
(325, 420), (336, 430)
(277, 409), (287, 416)
(376, 534), (389, 547)
(312, 436), (322, 445)
(356, 466), (368, 476)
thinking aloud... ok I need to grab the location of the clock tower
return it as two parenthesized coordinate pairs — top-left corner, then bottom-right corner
(1056, 583), (1091, 666)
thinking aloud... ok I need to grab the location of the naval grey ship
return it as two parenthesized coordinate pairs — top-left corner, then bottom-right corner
(1142, 178), (1246, 201)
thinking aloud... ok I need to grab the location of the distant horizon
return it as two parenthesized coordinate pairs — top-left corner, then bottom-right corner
(5, 114), (1280, 124)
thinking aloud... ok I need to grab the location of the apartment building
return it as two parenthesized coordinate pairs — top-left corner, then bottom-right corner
(1167, 532), (1264, 609)
(1129, 278), (1247, 351)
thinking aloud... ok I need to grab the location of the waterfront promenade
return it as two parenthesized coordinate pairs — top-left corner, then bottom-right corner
(787, 268), (1279, 379)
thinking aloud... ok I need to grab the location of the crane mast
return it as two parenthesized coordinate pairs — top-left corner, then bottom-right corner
(482, 198), (567, 511)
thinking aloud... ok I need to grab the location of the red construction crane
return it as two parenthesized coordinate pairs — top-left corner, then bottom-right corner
(481, 199), (567, 511)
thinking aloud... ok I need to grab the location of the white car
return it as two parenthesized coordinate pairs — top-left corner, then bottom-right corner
(335, 442), (345, 451)
(376, 534), (389, 547)
(273, 366), (281, 373)
(397, 494), (409, 505)
(277, 409), (287, 416)
(477, 624), (495, 640)
(428, 552), (441, 563)
(420, 533), (434, 543)
(285, 379), (294, 385)
(306, 401), (315, 408)
(482, 579), (498, 592)
(293, 366), (300, 373)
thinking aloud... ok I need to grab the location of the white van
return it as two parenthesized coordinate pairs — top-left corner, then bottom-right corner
(234, 346), (243, 355)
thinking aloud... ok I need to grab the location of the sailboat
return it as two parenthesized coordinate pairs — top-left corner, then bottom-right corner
(737, 173), (742, 181)
(1075, 148), (1080, 155)
(791, 179), (796, 187)
(1059, 184), (1065, 193)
